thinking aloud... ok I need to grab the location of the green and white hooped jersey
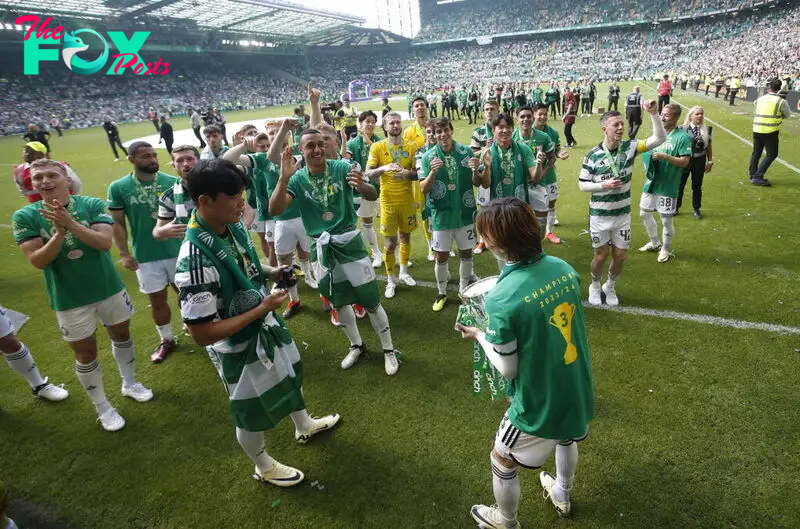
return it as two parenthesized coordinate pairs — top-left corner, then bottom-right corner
(578, 140), (641, 217)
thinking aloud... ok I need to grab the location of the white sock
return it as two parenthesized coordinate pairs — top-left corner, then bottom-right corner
(491, 453), (520, 527)
(288, 284), (300, 303)
(640, 210), (660, 245)
(337, 305), (363, 347)
(590, 272), (602, 288)
(4, 343), (46, 389)
(546, 209), (556, 234)
(235, 427), (275, 473)
(75, 359), (111, 415)
(299, 259), (313, 280)
(536, 215), (547, 235)
(607, 270), (621, 286)
(290, 409), (314, 431)
(661, 215), (675, 251)
(554, 442), (579, 503)
(434, 261), (448, 295)
(362, 222), (380, 256)
(459, 258), (474, 291)
(156, 323), (173, 342)
(387, 275), (397, 286)
(112, 339), (136, 387)
(367, 305), (393, 351)
(399, 264), (409, 276)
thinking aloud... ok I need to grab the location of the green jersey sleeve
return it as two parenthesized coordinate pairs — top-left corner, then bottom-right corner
(519, 143), (536, 169)
(421, 150), (431, 178)
(106, 181), (124, 210)
(175, 241), (221, 324)
(677, 132), (692, 157)
(286, 173), (302, 200)
(346, 137), (357, 157)
(485, 296), (518, 354)
(87, 197), (114, 225)
(12, 207), (39, 243)
(158, 188), (176, 219)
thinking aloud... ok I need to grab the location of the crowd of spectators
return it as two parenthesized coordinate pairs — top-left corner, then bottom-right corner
(415, 0), (754, 41)
(1, 2), (796, 135)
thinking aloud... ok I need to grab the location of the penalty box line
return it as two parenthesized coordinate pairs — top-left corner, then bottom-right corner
(377, 275), (800, 336)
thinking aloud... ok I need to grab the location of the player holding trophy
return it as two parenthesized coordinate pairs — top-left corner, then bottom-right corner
(455, 197), (594, 528)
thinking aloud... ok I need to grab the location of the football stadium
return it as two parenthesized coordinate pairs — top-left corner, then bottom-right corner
(1, 0), (799, 527)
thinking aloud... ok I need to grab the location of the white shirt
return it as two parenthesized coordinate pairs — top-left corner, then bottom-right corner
(426, 94), (437, 105)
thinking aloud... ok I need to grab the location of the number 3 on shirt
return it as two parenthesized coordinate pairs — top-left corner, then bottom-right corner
(548, 302), (578, 365)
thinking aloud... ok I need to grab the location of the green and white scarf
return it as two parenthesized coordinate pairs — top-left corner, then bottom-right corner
(172, 182), (190, 224)
(490, 141), (528, 203)
(185, 211), (291, 363)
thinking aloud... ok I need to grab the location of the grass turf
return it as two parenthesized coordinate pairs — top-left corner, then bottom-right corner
(1, 82), (799, 528)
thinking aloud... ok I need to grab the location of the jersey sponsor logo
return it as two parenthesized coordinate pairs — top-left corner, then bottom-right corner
(187, 292), (212, 306)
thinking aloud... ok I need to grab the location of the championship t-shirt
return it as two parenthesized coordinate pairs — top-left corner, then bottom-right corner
(642, 128), (692, 199)
(485, 254), (594, 440)
(107, 172), (181, 263)
(287, 160), (360, 238)
(12, 196), (124, 311)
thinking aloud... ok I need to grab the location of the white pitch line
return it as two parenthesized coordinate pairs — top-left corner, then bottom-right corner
(377, 274), (800, 336)
(0, 225), (794, 335)
(643, 85), (800, 175)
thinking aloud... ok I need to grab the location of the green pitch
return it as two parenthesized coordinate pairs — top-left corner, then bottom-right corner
(1, 83), (799, 528)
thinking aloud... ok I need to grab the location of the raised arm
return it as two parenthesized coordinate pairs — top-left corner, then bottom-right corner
(308, 83), (322, 127)
(221, 141), (251, 167)
(642, 101), (666, 151)
(267, 119), (295, 165)
(269, 146), (297, 217)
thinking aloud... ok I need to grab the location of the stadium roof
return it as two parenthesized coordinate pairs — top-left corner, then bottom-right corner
(0, 0), (365, 37)
(305, 26), (410, 47)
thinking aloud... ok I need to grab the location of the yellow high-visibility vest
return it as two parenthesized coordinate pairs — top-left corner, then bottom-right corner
(753, 94), (784, 134)
(731, 78), (741, 89)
